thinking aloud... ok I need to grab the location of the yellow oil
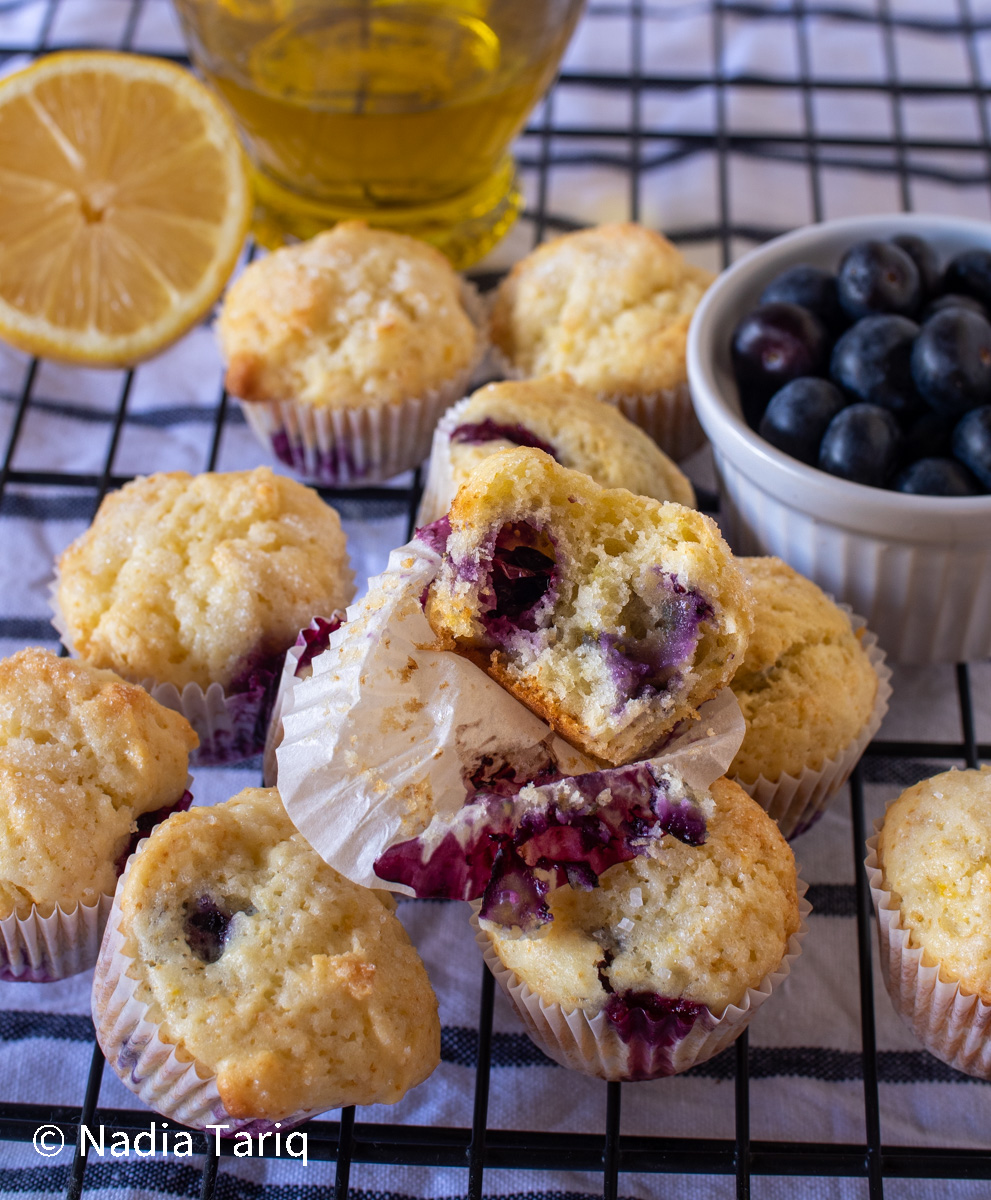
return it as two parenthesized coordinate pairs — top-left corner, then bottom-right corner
(175, 1), (582, 265)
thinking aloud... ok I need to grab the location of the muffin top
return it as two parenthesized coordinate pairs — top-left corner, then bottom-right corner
(114, 787), (440, 1120)
(486, 776), (800, 1016)
(445, 376), (695, 508)
(55, 467), (355, 691)
(217, 221), (482, 409)
(0, 648), (196, 917)
(879, 766), (991, 1003)
(489, 222), (714, 395)
(729, 556), (878, 783)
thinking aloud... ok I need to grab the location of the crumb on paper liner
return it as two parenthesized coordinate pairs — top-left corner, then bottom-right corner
(471, 885), (810, 1081)
(274, 535), (748, 895)
(735, 608), (892, 840)
(866, 827), (991, 1080)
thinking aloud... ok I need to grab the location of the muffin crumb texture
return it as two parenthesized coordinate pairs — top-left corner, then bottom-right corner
(426, 448), (753, 765)
(488, 776), (800, 1016)
(218, 221), (481, 409)
(0, 648), (196, 917)
(119, 787), (440, 1120)
(490, 222), (714, 395)
(879, 766), (991, 1003)
(55, 467), (355, 691)
(729, 556), (878, 783)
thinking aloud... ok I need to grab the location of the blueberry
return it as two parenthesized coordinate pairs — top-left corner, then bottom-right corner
(818, 403), (901, 487)
(921, 293), (990, 323)
(911, 308), (991, 417)
(899, 408), (956, 466)
(758, 265), (845, 333)
(892, 457), (981, 496)
(758, 377), (848, 465)
(830, 314), (923, 418)
(731, 302), (830, 408)
(952, 405), (991, 489)
(891, 234), (941, 301)
(836, 240), (921, 319)
(184, 896), (235, 964)
(943, 248), (991, 309)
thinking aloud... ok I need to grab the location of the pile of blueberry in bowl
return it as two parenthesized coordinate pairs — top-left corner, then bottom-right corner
(732, 235), (991, 495)
(686, 214), (991, 666)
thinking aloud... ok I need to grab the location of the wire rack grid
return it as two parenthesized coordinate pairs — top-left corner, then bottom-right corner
(1, 1), (991, 1198)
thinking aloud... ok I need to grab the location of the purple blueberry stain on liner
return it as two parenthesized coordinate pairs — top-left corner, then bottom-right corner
(603, 991), (708, 1080)
(373, 762), (707, 933)
(270, 430), (366, 485)
(115, 790), (193, 877)
(450, 419), (558, 459)
(292, 613), (346, 678)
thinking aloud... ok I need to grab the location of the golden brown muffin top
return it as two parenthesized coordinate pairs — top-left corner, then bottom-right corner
(115, 787), (441, 1120)
(729, 556), (878, 783)
(0, 648), (196, 917)
(487, 776), (800, 1016)
(217, 221), (482, 409)
(55, 467), (355, 691)
(879, 766), (991, 1003)
(490, 222), (714, 395)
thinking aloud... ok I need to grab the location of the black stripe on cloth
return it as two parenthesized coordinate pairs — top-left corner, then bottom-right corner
(0, 391), (241, 428)
(0, 1011), (93, 1042)
(860, 756), (959, 788)
(0, 1166), (625, 1200)
(0, 618), (58, 641)
(804, 883), (857, 918)
(0, 493), (96, 521)
(4, 1012), (986, 1085)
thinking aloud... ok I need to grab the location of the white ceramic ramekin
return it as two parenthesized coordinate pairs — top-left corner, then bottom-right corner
(686, 214), (991, 665)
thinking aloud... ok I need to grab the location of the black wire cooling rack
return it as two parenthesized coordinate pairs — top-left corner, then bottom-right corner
(2, 1), (991, 1197)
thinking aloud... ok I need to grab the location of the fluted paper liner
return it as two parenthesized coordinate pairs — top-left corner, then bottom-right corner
(236, 281), (487, 486)
(92, 841), (320, 1133)
(471, 884), (810, 1081)
(866, 827), (991, 1080)
(487, 342), (705, 463)
(734, 609), (892, 840)
(1, 894), (113, 983)
(276, 536), (747, 894)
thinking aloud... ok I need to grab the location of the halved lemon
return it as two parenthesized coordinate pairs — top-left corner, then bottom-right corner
(0, 51), (251, 366)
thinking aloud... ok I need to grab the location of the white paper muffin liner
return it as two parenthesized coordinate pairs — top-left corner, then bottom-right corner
(866, 828), (991, 1080)
(487, 342), (705, 464)
(92, 841), (321, 1133)
(236, 282), (487, 487)
(471, 884), (810, 1081)
(1, 895), (114, 983)
(415, 395), (472, 527)
(733, 609), (892, 840)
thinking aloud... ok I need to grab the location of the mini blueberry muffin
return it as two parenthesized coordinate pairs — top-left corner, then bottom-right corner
(0, 648), (196, 981)
(478, 776), (803, 1079)
(53, 467), (355, 765)
(489, 223), (715, 460)
(869, 767), (991, 1078)
(93, 786), (441, 1127)
(424, 448), (753, 766)
(416, 375), (695, 525)
(728, 557), (886, 836)
(217, 222), (485, 484)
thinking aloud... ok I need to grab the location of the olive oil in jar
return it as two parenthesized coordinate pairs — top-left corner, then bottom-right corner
(174, 0), (584, 265)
